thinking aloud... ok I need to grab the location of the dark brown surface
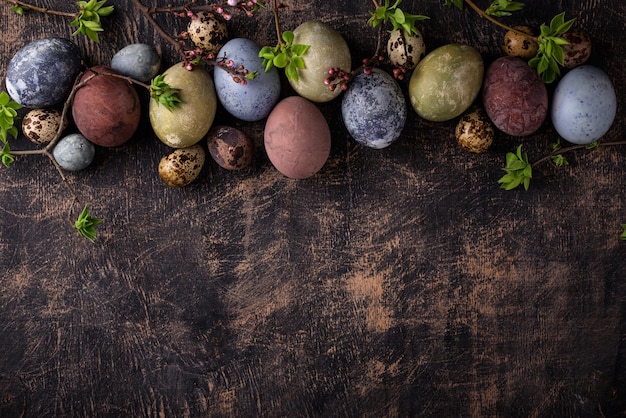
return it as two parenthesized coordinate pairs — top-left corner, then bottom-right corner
(1, 0), (625, 417)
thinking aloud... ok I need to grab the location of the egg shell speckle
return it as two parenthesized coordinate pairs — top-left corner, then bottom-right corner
(111, 43), (161, 82)
(214, 38), (281, 122)
(22, 108), (68, 145)
(551, 65), (616, 145)
(264, 96), (331, 179)
(52, 133), (95, 171)
(482, 56), (548, 136)
(6, 37), (82, 108)
(158, 144), (206, 187)
(342, 69), (407, 149)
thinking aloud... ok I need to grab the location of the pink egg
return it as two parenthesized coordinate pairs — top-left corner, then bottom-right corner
(264, 96), (331, 179)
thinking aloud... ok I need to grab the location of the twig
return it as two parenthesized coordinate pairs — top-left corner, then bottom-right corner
(463, 0), (538, 40)
(0, 0), (75, 17)
(532, 141), (626, 168)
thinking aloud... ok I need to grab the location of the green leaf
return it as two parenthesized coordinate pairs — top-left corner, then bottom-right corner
(282, 31), (294, 45)
(291, 56), (305, 69)
(621, 224), (626, 241)
(10, 5), (28, 15)
(290, 44), (310, 56)
(443, 0), (464, 9)
(393, 8), (406, 24)
(1, 142), (14, 168)
(273, 52), (288, 68)
(74, 203), (103, 243)
(285, 63), (299, 83)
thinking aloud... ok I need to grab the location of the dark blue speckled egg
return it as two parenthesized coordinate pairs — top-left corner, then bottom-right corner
(342, 69), (407, 149)
(213, 38), (281, 122)
(5, 38), (82, 108)
(111, 43), (161, 83)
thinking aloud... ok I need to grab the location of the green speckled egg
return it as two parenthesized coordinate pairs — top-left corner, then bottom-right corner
(409, 44), (483, 122)
(149, 63), (217, 148)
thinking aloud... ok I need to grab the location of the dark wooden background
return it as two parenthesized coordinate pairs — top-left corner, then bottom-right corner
(1, 0), (625, 417)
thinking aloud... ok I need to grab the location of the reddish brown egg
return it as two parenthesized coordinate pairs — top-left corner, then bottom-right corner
(72, 65), (141, 147)
(562, 30), (592, 69)
(264, 96), (331, 179)
(206, 125), (254, 170)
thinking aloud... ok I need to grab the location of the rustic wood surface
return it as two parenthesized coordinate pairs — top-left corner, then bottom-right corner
(1, 0), (625, 417)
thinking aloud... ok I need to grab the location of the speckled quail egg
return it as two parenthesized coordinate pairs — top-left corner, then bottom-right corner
(158, 144), (206, 187)
(455, 107), (495, 153)
(562, 30), (592, 69)
(22, 108), (68, 145)
(206, 125), (254, 170)
(187, 11), (229, 56)
(503, 26), (538, 60)
(387, 28), (426, 70)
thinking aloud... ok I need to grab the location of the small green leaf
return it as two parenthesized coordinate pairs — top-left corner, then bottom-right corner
(621, 224), (626, 241)
(74, 203), (103, 243)
(290, 44), (310, 56)
(282, 31), (294, 45)
(285, 63), (299, 83)
(291, 56), (305, 69)
(273, 52), (288, 68)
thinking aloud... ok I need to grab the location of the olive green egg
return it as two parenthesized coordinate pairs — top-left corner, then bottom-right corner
(149, 63), (217, 148)
(289, 21), (351, 103)
(409, 44), (484, 122)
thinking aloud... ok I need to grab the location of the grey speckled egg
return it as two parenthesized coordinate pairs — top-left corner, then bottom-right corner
(6, 37), (82, 108)
(52, 133), (96, 171)
(22, 108), (68, 145)
(341, 68), (407, 149)
(213, 38), (281, 122)
(111, 43), (161, 82)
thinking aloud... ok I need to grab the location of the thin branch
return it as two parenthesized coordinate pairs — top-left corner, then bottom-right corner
(463, 0), (538, 40)
(532, 141), (626, 168)
(272, 0), (283, 45)
(1, 0), (75, 17)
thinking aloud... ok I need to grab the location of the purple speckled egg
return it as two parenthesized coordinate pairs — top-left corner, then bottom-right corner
(6, 38), (82, 108)
(342, 69), (407, 149)
(482, 56), (548, 137)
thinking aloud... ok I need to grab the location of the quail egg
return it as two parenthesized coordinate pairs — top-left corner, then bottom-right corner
(387, 28), (426, 70)
(22, 108), (68, 145)
(206, 125), (254, 170)
(503, 26), (538, 60)
(158, 144), (206, 187)
(187, 11), (229, 56)
(455, 107), (495, 153)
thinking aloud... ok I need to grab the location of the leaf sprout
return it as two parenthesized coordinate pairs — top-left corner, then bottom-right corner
(259, 31), (309, 83)
(74, 203), (103, 243)
(71, 0), (114, 42)
(368, 0), (429, 36)
(528, 12), (575, 83)
(485, 0), (524, 17)
(150, 75), (183, 111)
(621, 224), (626, 241)
(498, 144), (532, 191)
(0, 91), (22, 168)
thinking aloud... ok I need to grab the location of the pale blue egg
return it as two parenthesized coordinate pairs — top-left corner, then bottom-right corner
(213, 38), (281, 122)
(551, 65), (617, 145)
(111, 43), (161, 82)
(342, 69), (407, 149)
(53, 134), (95, 171)
(6, 38), (82, 108)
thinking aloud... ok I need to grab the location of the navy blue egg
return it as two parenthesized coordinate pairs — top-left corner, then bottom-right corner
(6, 38), (82, 108)
(111, 43), (161, 83)
(213, 38), (281, 122)
(342, 69), (407, 149)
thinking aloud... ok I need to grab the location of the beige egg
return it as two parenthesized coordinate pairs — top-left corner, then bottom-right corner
(22, 108), (68, 145)
(158, 144), (206, 187)
(187, 11), (228, 56)
(387, 28), (426, 70)
(503, 26), (538, 60)
(455, 107), (495, 153)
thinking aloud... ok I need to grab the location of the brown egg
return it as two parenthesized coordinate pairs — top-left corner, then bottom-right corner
(206, 125), (254, 170)
(264, 96), (331, 179)
(187, 11), (228, 56)
(562, 30), (592, 69)
(158, 144), (206, 187)
(503, 26), (538, 60)
(72, 66), (141, 147)
(22, 108), (68, 145)
(455, 107), (495, 153)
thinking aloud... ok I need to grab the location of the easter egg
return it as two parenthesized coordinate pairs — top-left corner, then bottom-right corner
(482, 56), (548, 136)
(111, 43), (161, 82)
(409, 44), (483, 122)
(290, 21), (352, 103)
(214, 38), (281, 122)
(342, 69), (407, 149)
(5, 37), (82, 108)
(264, 96), (331, 179)
(72, 66), (141, 147)
(52, 133), (95, 171)
(149, 63), (218, 148)
(551, 65), (616, 145)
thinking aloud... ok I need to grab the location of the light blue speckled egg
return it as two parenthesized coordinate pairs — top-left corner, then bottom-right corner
(52, 133), (96, 171)
(341, 69), (407, 149)
(6, 37), (82, 108)
(111, 43), (161, 82)
(551, 65), (617, 145)
(213, 38), (281, 122)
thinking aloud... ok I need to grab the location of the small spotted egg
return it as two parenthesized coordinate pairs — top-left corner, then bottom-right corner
(158, 144), (206, 187)
(387, 28), (426, 70)
(503, 26), (538, 60)
(22, 108), (68, 145)
(206, 126), (254, 170)
(562, 30), (592, 69)
(188, 11), (229, 56)
(455, 107), (495, 153)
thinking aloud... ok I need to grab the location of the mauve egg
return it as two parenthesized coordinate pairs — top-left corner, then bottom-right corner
(551, 65), (616, 145)
(482, 56), (548, 136)
(6, 37), (82, 108)
(72, 66), (141, 147)
(342, 68), (406, 149)
(264, 96), (331, 179)
(214, 38), (281, 122)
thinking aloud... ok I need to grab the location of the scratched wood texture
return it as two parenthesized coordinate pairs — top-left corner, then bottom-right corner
(0, 0), (625, 417)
